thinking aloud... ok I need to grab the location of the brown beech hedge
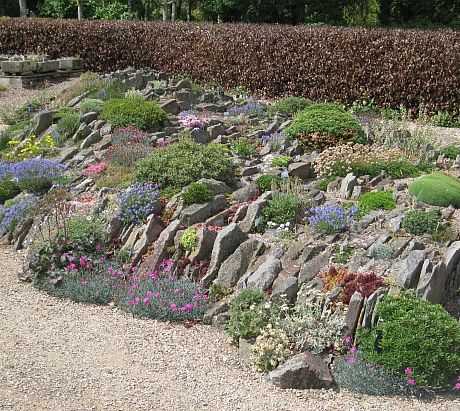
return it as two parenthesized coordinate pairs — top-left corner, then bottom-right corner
(0, 18), (459, 113)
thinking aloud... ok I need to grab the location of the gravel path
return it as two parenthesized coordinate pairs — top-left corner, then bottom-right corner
(0, 246), (459, 411)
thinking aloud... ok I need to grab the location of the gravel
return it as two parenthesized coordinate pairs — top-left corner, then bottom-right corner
(0, 246), (459, 411)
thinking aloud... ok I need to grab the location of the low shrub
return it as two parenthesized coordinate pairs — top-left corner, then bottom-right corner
(332, 245), (354, 265)
(105, 141), (153, 168)
(286, 103), (363, 151)
(358, 293), (460, 387)
(334, 351), (419, 397)
(95, 164), (133, 189)
(136, 138), (234, 190)
(119, 182), (160, 226)
(322, 266), (385, 304)
(358, 191), (396, 217)
(0, 178), (20, 204)
(79, 98), (104, 114)
(409, 173), (460, 208)
(226, 289), (279, 343)
(111, 126), (150, 145)
(269, 96), (311, 116)
(308, 204), (357, 234)
(67, 215), (107, 253)
(440, 145), (460, 160)
(101, 96), (167, 131)
(252, 324), (292, 372)
(314, 144), (428, 178)
(271, 155), (291, 168)
(121, 263), (208, 321)
(278, 289), (346, 354)
(402, 209), (443, 236)
(231, 137), (257, 158)
(180, 227), (198, 252)
(261, 192), (300, 227)
(182, 182), (212, 206)
(55, 110), (80, 141)
(256, 174), (281, 193)
(369, 243), (394, 260)
(4, 134), (56, 161)
(37, 255), (120, 305)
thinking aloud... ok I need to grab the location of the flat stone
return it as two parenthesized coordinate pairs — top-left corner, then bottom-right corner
(288, 162), (315, 180)
(238, 192), (272, 233)
(246, 255), (282, 291)
(298, 251), (330, 285)
(344, 291), (364, 336)
(416, 260), (448, 304)
(80, 130), (101, 150)
(179, 195), (227, 226)
(271, 274), (298, 303)
(131, 215), (164, 264)
(396, 250), (426, 289)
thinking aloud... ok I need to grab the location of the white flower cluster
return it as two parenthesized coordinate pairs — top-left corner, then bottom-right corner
(251, 324), (292, 373)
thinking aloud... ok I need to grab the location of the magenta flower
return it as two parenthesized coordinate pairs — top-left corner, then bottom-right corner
(169, 303), (177, 311)
(404, 367), (413, 377)
(79, 256), (90, 270)
(66, 262), (77, 271)
(407, 378), (416, 386)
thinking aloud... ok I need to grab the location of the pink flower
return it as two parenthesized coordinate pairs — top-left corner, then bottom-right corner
(79, 256), (90, 270)
(83, 162), (107, 177)
(407, 378), (416, 386)
(66, 262), (77, 271)
(169, 303), (177, 311)
(454, 383), (460, 391)
(404, 367), (413, 377)
(149, 271), (159, 281)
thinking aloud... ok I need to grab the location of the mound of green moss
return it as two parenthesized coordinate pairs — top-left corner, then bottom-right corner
(409, 173), (460, 208)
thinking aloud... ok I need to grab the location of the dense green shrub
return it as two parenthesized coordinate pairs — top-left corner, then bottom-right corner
(261, 192), (300, 226)
(226, 289), (274, 343)
(334, 159), (430, 179)
(286, 103), (363, 149)
(230, 137), (257, 158)
(409, 173), (460, 207)
(0, 178), (20, 203)
(269, 96), (311, 116)
(358, 293), (460, 387)
(1, 19), (457, 113)
(271, 156), (291, 168)
(402, 209), (443, 235)
(256, 174), (281, 192)
(182, 182), (213, 206)
(358, 191), (396, 217)
(101, 96), (167, 131)
(440, 145), (460, 160)
(67, 215), (107, 252)
(136, 138), (235, 190)
(80, 98), (104, 114)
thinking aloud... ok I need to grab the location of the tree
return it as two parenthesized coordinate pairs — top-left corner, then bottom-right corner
(18, 0), (28, 16)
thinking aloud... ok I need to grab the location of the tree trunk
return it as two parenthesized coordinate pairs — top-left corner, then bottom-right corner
(77, 1), (83, 20)
(171, 1), (176, 21)
(162, 0), (168, 21)
(187, 0), (192, 21)
(19, 0), (28, 17)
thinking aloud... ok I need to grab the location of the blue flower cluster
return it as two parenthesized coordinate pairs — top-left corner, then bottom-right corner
(228, 100), (265, 117)
(0, 195), (37, 235)
(308, 204), (357, 234)
(0, 159), (66, 194)
(261, 131), (286, 148)
(119, 183), (161, 226)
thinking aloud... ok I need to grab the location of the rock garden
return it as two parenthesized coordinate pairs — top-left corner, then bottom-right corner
(0, 67), (459, 401)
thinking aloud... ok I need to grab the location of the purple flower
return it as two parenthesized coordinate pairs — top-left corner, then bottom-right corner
(178, 111), (208, 129)
(308, 204), (356, 234)
(228, 100), (265, 117)
(119, 183), (160, 226)
(407, 378), (416, 386)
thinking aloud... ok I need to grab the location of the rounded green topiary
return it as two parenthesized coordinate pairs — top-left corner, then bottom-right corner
(409, 173), (460, 208)
(358, 293), (460, 387)
(285, 103), (363, 150)
(101, 96), (167, 131)
(136, 138), (234, 190)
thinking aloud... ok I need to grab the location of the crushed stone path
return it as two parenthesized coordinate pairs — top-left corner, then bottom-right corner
(0, 248), (459, 411)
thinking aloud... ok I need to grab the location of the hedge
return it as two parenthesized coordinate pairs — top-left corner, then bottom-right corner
(0, 18), (459, 113)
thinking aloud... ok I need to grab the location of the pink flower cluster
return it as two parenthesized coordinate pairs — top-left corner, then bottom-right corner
(65, 255), (92, 272)
(454, 376), (460, 391)
(405, 367), (416, 386)
(83, 162), (107, 177)
(178, 111), (208, 129)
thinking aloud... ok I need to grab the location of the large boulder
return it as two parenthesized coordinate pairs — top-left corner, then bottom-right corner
(416, 260), (448, 304)
(396, 250), (426, 289)
(238, 191), (272, 233)
(179, 195), (227, 226)
(246, 255), (282, 291)
(267, 352), (334, 390)
(201, 223), (248, 287)
(214, 238), (265, 288)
